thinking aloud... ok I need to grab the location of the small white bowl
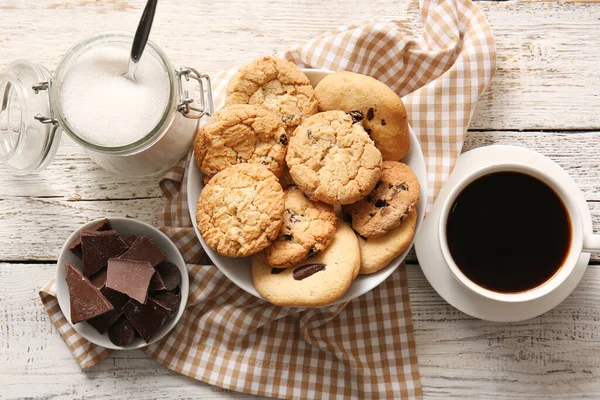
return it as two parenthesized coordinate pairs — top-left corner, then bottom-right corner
(56, 217), (188, 350)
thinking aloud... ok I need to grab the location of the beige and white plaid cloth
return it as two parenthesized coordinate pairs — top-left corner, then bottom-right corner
(39, 0), (495, 398)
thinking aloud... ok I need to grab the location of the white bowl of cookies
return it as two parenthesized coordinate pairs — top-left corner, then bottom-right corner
(188, 56), (427, 307)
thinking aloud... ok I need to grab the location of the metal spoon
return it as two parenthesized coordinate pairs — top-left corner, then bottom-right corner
(124, 0), (159, 82)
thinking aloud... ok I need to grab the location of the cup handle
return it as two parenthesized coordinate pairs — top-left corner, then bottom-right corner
(582, 234), (600, 252)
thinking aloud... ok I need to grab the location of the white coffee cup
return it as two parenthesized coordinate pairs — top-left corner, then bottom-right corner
(438, 162), (600, 303)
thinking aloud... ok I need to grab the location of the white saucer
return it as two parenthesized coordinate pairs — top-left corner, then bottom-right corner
(414, 145), (591, 322)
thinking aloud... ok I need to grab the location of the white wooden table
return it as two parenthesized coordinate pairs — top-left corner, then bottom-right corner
(2, 1), (600, 399)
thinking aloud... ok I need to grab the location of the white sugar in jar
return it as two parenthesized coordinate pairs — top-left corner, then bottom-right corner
(0, 31), (213, 176)
(60, 44), (171, 148)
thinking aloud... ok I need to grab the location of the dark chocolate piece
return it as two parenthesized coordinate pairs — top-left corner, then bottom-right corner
(123, 298), (171, 342)
(65, 263), (113, 324)
(366, 107), (375, 121)
(153, 292), (181, 318)
(106, 258), (155, 304)
(375, 199), (388, 208)
(149, 270), (167, 291)
(155, 261), (182, 291)
(117, 237), (167, 267)
(347, 110), (364, 123)
(89, 268), (107, 290)
(293, 263), (326, 281)
(271, 267), (285, 275)
(124, 234), (138, 247)
(279, 134), (288, 146)
(81, 230), (128, 277)
(68, 219), (112, 259)
(87, 287), (129, 334)
(108, 318), (136, 347)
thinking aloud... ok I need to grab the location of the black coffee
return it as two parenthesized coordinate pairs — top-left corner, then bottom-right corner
(446, 172), (571, 293)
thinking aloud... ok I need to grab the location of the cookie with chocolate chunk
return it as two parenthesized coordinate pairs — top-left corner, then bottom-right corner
(256, 186), (337, 268)
(197, 163), (285, 257)
(226, 56), (318, 135)
(343, 161), (420, 238)
(252, 219), (359, 307)
(314, 71), (410, 161)
(358, 209), (417, 274)
(194, 104), (288, 183)
(285, 111), (383, 205)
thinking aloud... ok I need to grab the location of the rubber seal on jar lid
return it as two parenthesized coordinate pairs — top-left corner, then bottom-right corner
(0, 60), (61, 175)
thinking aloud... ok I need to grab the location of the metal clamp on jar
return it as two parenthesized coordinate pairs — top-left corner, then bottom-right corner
(0, 31), (213, 176)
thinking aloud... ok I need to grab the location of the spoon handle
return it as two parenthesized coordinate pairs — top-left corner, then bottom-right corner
(130, 0), (158, 63)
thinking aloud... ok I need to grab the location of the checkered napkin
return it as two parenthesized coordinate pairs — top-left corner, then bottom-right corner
(39, 0), (495, 398)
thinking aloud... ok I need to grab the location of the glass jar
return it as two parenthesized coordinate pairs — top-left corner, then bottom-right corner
(0, 31), (213, 176)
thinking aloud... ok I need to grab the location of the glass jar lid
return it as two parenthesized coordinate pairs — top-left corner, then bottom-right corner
(0, 60), (61, 174)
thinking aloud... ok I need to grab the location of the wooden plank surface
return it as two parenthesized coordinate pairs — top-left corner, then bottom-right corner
(0, 1), (599, 130)
(2, 0), (600, 399)
(2, 262), (599, 399)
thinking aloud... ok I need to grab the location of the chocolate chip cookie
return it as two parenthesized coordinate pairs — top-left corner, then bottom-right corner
(358, 209), (417, 274)
(194, 104), (288, 183)
(226, 56), (319, 135)
(252, 218), (359, 307)
(343, 161), (420, 238)
(256, 186), (337, 268)
(196, 163), (284, 257)
(286, 110), (383, 205)
(314, 71), (410, 161)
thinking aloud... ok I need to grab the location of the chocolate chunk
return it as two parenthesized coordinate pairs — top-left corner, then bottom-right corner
(283, 234), (293, 241)
(149, 271), (167, 291)
(293, 263), (326, 280)
(375, 180), (383, 189)
(89, 268), (107, 290)
(279, 134), (288, 146)
(108, 318), (136, 347)
(155, 261), (182, 291)
(381, 119), (386, 126)
(347, 110), (364, 123)
(87, 287), (129, 334)
(65, 263), (113, 324)
(81, 230), (129, 277)
(123, 298), (171, 342)
(365, 128), (372, 135)
(375, 199), (388, 208)
(124, 234), (138, 247)
(68, 219), (112, 259)
(289, 214), (300, 223)
(271, 267), (286, 274)
(307, 247), (319, 257)
(117, 237), (167, 267)
(397, 183), (408, 191)
(369, 212), (375, 217)
(367, 107), (375, 121)
(106, 259), (155, 304)
(153, 292), (181, 318)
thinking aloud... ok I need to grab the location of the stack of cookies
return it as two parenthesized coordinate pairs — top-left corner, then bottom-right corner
(195, 56), (420, 307)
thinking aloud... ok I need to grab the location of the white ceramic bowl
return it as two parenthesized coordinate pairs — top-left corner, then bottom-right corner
(187, 69), (428, 306)
(56, 217), (189, 350)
